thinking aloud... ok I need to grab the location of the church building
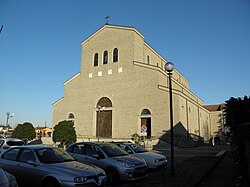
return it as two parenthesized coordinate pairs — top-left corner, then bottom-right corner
(52, 24), (221, 141)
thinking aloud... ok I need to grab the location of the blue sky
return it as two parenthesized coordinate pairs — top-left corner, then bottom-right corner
(0, 0), (249, 127)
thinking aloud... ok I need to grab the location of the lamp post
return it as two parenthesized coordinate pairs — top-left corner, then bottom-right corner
(6, 112), (14, 127)
(164, 61), (175, 176)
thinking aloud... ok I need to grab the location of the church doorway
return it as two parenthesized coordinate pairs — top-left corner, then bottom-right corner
(140, 109), (152, 138)
(96, 97), (112, 138)
(141, 118), (151, 138)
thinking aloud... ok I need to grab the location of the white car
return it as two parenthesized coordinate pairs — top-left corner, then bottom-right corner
(0, 138), (24, 153)
(113, 142), (167, 169)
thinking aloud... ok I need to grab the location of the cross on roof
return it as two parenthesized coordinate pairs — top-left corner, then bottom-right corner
(105, 16), (110, 25)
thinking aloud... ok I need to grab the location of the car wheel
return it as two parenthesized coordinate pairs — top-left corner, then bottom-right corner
(43, 178), (60, 187)
(106, 168), (119, 185)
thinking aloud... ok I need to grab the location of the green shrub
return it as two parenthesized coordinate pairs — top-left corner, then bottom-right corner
(11, 122), (36, 141)
(52, 120), (76, 149)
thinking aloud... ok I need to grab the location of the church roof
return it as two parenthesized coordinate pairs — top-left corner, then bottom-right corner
(81, 24), (144, 45)
(204, 104), (226, 111)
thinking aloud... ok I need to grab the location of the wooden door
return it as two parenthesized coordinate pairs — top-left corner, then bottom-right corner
(97, 110), (112, 138)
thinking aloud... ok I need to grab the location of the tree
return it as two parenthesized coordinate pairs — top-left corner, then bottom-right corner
(225, 96), (250, 186)
(12, 122), (36, 141)
(52, 120), (76, 148)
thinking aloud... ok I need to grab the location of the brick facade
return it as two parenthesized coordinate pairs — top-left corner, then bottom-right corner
(52, 24), (221, 141)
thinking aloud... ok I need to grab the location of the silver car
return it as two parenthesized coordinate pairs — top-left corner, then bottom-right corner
(113, 142), (167, 169)
(0, 145), (106, 187)
(66, 142), (148, 185)
(0, 138), (24, 153)
(0, 168), (18, 187)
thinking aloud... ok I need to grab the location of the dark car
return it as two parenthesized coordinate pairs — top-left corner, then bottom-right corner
(0, 145), (106, 187)
(66, 142), (148, 185)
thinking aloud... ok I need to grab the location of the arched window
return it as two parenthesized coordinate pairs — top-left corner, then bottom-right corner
(113, 48), (118, 62)
(68, 113), (75, 120)
(97, 97), (112, 108)
(147, 55), (150, 64)
(141, 109), (151, 115)
(103, 51), (108, 64)
(94, 53), (98, 66)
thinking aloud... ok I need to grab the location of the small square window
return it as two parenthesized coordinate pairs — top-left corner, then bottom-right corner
(118, 67), (123, 73)
(108, 69), (112, 75)
(98, 71), (102, 77)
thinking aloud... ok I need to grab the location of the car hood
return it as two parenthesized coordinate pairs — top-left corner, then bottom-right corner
(112, 155), (146, 165)
(46, 161), (105, 176)
(0, 169), (16, 186)
(0, 169), (8, 185)
(136, 152), (166, 160)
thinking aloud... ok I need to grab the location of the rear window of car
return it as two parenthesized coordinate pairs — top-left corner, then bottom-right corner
(6, 141), (24, 146)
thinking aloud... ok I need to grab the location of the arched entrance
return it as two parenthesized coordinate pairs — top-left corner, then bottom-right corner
(96, 97), (112, 138)
(140, 109), (151, 138)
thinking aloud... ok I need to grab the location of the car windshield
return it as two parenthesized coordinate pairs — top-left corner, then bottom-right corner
(99, 144), (128, 157)
(129, 144), (147, 153)
(35, 147), (75, 164)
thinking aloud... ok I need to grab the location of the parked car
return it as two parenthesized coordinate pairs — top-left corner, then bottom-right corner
(66, 142), (148, 185)
(0, 138), (25, 153)
(0, 145), (106, 187)
(0, 168), (18, 187)
(113, 142), (167, 169)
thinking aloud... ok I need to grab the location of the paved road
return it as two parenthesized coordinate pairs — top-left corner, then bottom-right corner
(196, 150), (237, 187)
(152, 142), (229, 163)
(153, 143), (237, 187)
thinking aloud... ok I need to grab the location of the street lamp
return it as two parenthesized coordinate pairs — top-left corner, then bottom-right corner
(6, 112), (14, 126)
(164, 61), (175, 176)
(96, 106), (105, 142)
